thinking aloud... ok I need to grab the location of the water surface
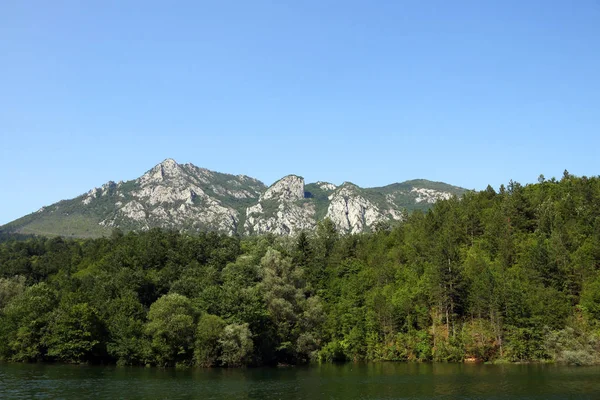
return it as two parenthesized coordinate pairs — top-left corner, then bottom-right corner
(1, 362), (599, 399)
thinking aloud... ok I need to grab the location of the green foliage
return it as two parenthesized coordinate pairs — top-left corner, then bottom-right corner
(219, 323), (254, 367)
(145, 293), (197, 367)
(318, 340), (347, 362)
(0, 276), (26, 310)
(195, 314), (226, 367)
(581, 274), (600, 321)
(45, 300), (105, 363)
(0, 283), (57, 361)
(1, 174), (600, 366)
(544, 325), (600, 365)
(369, 179), (467, 213)
(303, 183), (333, 220)
(461, 319), (499, 361)
(105, 292), (147, 366)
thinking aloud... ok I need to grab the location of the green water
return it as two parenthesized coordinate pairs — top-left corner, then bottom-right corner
(1, 362), (600, 399)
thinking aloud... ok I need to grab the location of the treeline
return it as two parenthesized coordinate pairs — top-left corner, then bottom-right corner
(1, 172), (600, 367)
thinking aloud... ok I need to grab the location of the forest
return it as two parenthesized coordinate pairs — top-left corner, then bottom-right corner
(1, 171), (600, 367)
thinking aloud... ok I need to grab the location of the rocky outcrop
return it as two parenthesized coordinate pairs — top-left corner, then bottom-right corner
(244, 175), (316, 235)
(316, 181), (337, 191)
(88, 159), (264, 235)
(5, 158), (466, 237)
(244, 201), (316, 235)
(261, 175), (305, 201)
(82, 181), (118, 205)
(411, 187), (453, 203)
(325, 184), (387, 234)
(119, 200), (146, 222)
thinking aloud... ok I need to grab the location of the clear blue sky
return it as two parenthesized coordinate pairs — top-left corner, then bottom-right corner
(1, 0), (599, 225)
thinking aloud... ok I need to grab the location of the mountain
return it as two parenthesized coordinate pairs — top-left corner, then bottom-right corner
(1, 159), (467, 238)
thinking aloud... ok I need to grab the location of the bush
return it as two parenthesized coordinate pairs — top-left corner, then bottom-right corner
(219, 323), (253, 367)
(318, 341), (347, 363)
(195, 314), (226, 367)
(544, 326), (600, 365)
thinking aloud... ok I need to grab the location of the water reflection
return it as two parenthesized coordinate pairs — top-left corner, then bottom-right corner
(1, 362), (600, 399)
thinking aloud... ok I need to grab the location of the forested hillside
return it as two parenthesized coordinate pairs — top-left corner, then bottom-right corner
(1, 172), (600, 367)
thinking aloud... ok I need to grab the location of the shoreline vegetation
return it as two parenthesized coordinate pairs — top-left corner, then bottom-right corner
(0, 355), (586, 368)
(1, 171), (600, 368)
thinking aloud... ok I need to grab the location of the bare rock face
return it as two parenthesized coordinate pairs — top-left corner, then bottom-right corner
(138, 158), (182, 185)
(135, 159), (208, 206)
(244, 175), (316, 235)
(261, 175), (305, 202)
(96, 159), (265, 235)
(316, 181), (337, 191)
(244, 201), (316, 235)
(7, 158), (466, 238)
(410, 187), (453, 203)
(119, 200), (146, 222)
(325, 184), (387, 234)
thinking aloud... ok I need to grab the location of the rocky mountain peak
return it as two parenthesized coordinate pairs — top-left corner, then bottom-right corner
(160, 158), (178, 169)
(2, 159), (467, 238)
(138, 158), (186, 186)
(261, 175), (305, 202)
(328, 182), (359, 200)
(326, 184), (385, 234)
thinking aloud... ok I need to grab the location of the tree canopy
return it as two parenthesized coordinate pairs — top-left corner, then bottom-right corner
(1, 174), (600, 366)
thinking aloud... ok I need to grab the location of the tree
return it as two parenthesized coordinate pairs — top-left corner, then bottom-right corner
(259, 248), (306, 362)
(0, 283), (57, 361)
(194, 314), (226, 367)
(0, 275), (26, 310)
(145, 293), (196, 366)
(45, 301), (105, 363)
(219, 323), (253, 367)
(293, 231), (312, 271)
(105, 292), (147, 365)
(581, 274), (600, 321)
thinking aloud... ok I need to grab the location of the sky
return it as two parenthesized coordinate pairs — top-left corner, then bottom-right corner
(1, 0), (599, 225)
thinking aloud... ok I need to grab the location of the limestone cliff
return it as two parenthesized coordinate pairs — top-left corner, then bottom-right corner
(244, 175), (316, 235)
(2, 159), (466, 237)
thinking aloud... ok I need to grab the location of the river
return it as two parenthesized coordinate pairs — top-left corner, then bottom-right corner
(1, 362), (600, 399)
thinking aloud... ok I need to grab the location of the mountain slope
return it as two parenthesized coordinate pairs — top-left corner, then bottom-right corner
(2, 159), (467, 237)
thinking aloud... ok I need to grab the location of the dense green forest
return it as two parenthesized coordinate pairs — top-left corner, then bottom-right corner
(1, 172), (600, 367)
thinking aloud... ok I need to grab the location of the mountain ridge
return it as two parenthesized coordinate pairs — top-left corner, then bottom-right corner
(1, 159), (467, 237)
